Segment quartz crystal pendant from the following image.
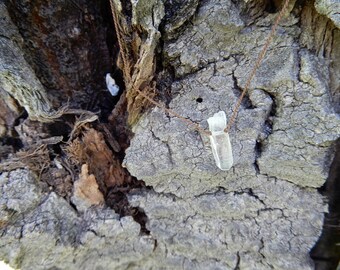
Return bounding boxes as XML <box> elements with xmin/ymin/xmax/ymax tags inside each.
<box><xmin>207</xmin><ymin>111</ymin><xmax>233</xmax><ymax>170</ymax></box>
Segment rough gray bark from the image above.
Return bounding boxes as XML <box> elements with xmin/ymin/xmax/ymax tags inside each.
<box><xmin>0</xmin><ymin>0</ymin><xmax>339</xmax><ymax>269</ymax></box>
<box><xmin>0</xmin><ymin>14</ymin><xmax>56</xmax><ymax>122</ymax></box>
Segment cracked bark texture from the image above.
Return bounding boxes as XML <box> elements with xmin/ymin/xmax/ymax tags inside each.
<box><xmin>123</xmin><ymin>0</ymin><xmax>339</xmax><ymax>268</ymax></box>
<box><xmin>0</xmin><ymin>0</ymin><xmax>339</xmax><ymax>270</ymax></box>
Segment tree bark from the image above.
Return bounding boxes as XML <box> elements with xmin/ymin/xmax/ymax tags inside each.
<box><xmin>0</xmin><ymin>0</ymin><xmax>339</xmax><ymax>269</ymax></box>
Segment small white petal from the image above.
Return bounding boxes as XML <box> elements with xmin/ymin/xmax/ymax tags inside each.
<box><xmin>106</xmin><ymin>73</ymin><xmax>120</xmax><ymax>96</ymax></box>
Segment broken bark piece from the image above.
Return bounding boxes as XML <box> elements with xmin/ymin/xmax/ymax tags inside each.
<box><xmin>109</xmin><ymin>0</ymin><xmax>165</xmax><ymax>125</ymax></box>
<box><xmin>42</xmin><ymin>166</ymin><xmax>73</xmax><ymax>199</ymax></box>
<box><xmin>65</xmin><ymin>128</ymin><xmax>131</xmax><ymax>190</ymax></box>
<box><xmin>82</xmin><ymin>128</ymin><xmax>129</xmax><ymax>188</ymax></box>
<box><xmin>0</xmin><ymin>88</ymin><xmax>21</xmax><ymax>137</ymax></box>
<box><xmin>97</xmin><ymin>123</ymin><xmax>121</xmax><ymax>153</ymax></box>
<box><xmin>72</xmin><ymin>164</ymin><xmax>104</xmax><ymax>211</ymax></box>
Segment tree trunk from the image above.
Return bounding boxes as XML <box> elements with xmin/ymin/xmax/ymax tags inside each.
<box><xmin>0</xmin><ymin>0</ymin><xmax>339</xmax><ymax>269</ymax></box>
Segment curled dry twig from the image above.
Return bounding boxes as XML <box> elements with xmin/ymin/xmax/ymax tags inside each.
<box><xmin>68</xmin><ymin>113</ymin><xmax>99</xmax><ymax>142</ymax></box>
<box><xmin>0</xmin><ymin>136</ymin><xmax>63</xmax><ymax>179</ymax></box>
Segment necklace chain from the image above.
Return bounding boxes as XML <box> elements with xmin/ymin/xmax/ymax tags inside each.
<box><xmin>224</xmin><ymin>0</ymin><xmax>290</xmax><ymax>133</ymax></box>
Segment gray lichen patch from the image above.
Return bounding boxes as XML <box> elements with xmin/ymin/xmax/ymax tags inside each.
<box><xmin>256</xmin><ymin>49</ymin><xmax>339</xmax><ymax>187</ymax></box>
<box><xmin>128</xmin><ymin>176</ymin><xmax>326</xmax><ymax>269</ymax></box>
<box><xmin>0</xmin><ymin>170</ymin><xmax>42</xmax><ymax>220</ymax></box>
<box><xmin>0</xmin><ymin>169</ymin><xmax>155</xmax><ymax>270</ymax></box>
<box><xmin>164</xmin><ymin>0</ymin><xmax>244</xmax><ymax>77</ymax></box>
<box><xmin>314</xmin><ymin>0</ymin><xmax>340</xmax><ymax>28</ymax></box>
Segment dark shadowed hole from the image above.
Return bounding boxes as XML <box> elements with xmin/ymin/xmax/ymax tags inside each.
<box><xmin>106</xmin><ymin>189</ymin><xmax>150</xmax><ymax>235</ymax></box>
<box><xmin>0</xmin><ymin>137</ymin><xmax>23</xmax><ymax>154</ymax></box>
<box><xmin>131</xmin><ymin>207</ymin><xmax>150</xmax><ymax>235</ymax></box>
<box><xmin>46</xmin><ymin>120</ymin><xmax>72</xmax><ymax>139</ymax></box>
<box><xmin>310</xmin><ymin>139</ymin><xmax>340</xmax><ymax>270</ymax></box>
<box><xmin>265</xmin><ymin>0</ymin><xmax>278</xmax><ymax>13</ymax></box>
<box><xmin>196</xmin><ymin>97</ymin><xmax>203</xmax><ymax>103</ymax></box>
